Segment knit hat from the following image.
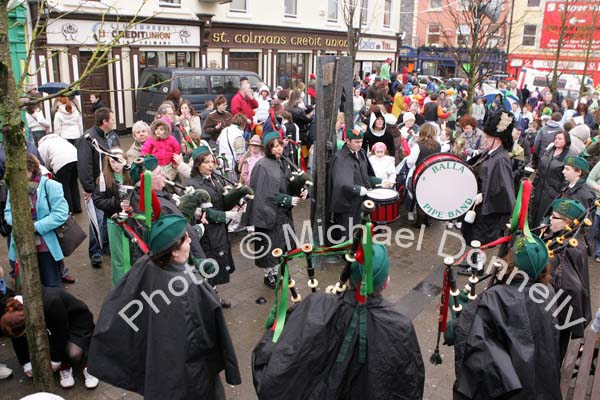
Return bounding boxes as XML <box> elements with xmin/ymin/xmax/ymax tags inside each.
<box><xmin>350</xmin><ymin>244</ymin><xmax>389</xmax><ymax>291</ymax></box>
<box><xmin>512</xmin><ymin>234</ymin><xmax>549</xmax><ymax>278</ymax></box>
<box><xmin>564</xmin><ymin>156</ymin><xmax>589</xmax><ymax>173</ymax></box>
<box><xmin>249</xmin><ymin>134</ymin><xmax>263</xmax><ymax>147</ymax></box>
<box><xmin>403</xmin><ymin>112</ymin><xmax>416</xmax><ymax>123</ymax></box>
<box><xmin>191</xmin><ymin>145</ymin><xmax>211</xmax><ymax>161</ymax></box>
<box><xmin>130</xmin><ymin>155</ymin><xmax>159</xmax><ymax>184</ymax></box>
<box><xmin>346</xmin><ymin>125</ymin><xmax>364</xmax><ymax>140</ymax></box>
<box><xmin>372</xmin><ymin>142</ymin><xmax>387</xmax><ymax>152</ymax></box>
<box><xmin>552</xmin><ymin>199</ymin><xmax>586</xmax><ymax>221</ymax></box>
<box><xmin>149</xmin><ymin>214</ymin><xmax>187</xmax><ymax>255</ymax></box>
<box><xmin>262</xmin><ymin>131</ymin><xmax>281</xmax><ymax>145</ymax></box>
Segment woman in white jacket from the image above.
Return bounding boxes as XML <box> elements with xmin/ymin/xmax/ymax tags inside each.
<box><xmin>53</xmin><ymin>96</ymin><xmax>83</xmax><ymax>147</ymax></box>
<box><xmin>216</xmin><ymin>113</ymin><xmax>247</xmax><ymax>180</ymax></box>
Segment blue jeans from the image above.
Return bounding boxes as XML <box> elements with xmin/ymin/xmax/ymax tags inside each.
<box><xmin>37</xmin><ymin>252</ymin><xmax>62</xmax><ymax>287</ymax></box>
<box><xmin>88</xmin><ymin>206</ymin><xmax>108</xmax><ymax>260</ymax></box>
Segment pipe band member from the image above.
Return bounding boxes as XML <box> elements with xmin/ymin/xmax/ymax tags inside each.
<box><xmin>252</xmin><ymin>244</ymin><xmax>425</xmax><ymax>400</ymax></box>
<box><xmin>88</xmin><ymin>214</ymin><xmax>241</xmax><ymax>400</ymax></box>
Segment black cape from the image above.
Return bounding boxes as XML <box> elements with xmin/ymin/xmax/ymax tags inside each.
<box><xmin>87</xmin><ymin>256</ymin><xmax>241</xmax><ymax>400</ymax></box>
<box><xmin>252</xmin><ymin>292</ymin><xmax>425</xmax><ymax>400</ymax></box>
<box><xmin>328</xmin><ymin>145</ymin><xmax>376</xmax><ymax>214</ymax></box>
<box><xmin>453</xmin><ymin>282</ymin><xmax>561</xmax><ymax>400</ymax></box>
<box><xmin>558</xmin><ymin>179</ymin><xmax>596</xmax><ymax>209</ymax></box>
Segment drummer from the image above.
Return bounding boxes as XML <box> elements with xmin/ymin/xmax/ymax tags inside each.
<box><xmin>328</xmin><ymin>126</ymin><xmax>393</xmax><ymax>242</ymax></box>
<box><xmin>459</xmin><ymin>110</ymin><xmax>516</xmax><ymax>275</ymax></box>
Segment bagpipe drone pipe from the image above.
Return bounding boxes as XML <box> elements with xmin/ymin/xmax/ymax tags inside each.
<box><xmin>280</xmin><ymin>152</ymin><xmax>314</xmax><ymax>198</ymax></box>
<box><xmin>264</xmin><ymin>200</ymin><xmax>377</xmax><ymax>343</ymax></box>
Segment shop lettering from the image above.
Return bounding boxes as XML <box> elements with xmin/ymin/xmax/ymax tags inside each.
<box><xmin>212</xmin><ymin>31</ymin><xmax>347</xmax><ymax>49</ymax></box>
<box><xmin>108</xmin><ymin>30</ymin><xmax>171</xmax><ymax>40</ymax></box>
<box><xmin>557</xmin><ymin>3</ymin><xmax>600</xmax><ymax>12</ymax></box>
<box><xmin>431</xmin><ymin>162</ymin><xmax>465</xmax><ymax>174</ymax></box>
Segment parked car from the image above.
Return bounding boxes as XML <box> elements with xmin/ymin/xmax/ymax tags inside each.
<box><xmin>136</xmin><ymin>68</ymin><xmax>264</xmax><ymax>123</ymax></box>
<box><xmin>417</xmin><ymin>75</ymin><xmax>444</xmax><ymax>90</ymax></box>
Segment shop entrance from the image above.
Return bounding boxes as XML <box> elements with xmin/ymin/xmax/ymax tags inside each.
<box><xmin>78</xmin><ymin>51</ymin><xmax>109</xmax><ymax>129</ymax></box>
<box><xmin>229</xmin><ymin>52</ymin><xmax>259</xmax><ymax>73</ymax></box>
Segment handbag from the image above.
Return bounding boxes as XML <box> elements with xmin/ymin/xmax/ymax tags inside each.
<box><xmin>44</xmin><ymin>180</ymin><xmax>86</xmax><ymax>257</ymax></box>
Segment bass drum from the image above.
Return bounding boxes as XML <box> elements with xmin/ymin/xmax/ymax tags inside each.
<box><xmin>412</xmin><ymin>153</ymin><xmax>477</xmax><ymax>221</ymax></box>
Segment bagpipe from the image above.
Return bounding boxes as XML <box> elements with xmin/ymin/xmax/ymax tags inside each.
<box><xmin>212</xmin><ymin>170</ymin><xmax>254</xmax><ymax>211</ymax></box>
<box><xmin>280</xmin><ymin>153</ymin><xmax>313</xmax><ymax>197</ymax></box>
<box><xmin>264</xmin><ymin>200</ymin><xmax>376</xmax><ymax>343</ymax></box>
<box><xmin>542</xmin><ymin>200</ymin><xmax>599</xmax><ymax>257</ymax></box>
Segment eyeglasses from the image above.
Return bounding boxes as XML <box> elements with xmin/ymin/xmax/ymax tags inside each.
<box><xmin>550</xmin><ymin>214</ymin><xmax>567</xmax><ymax>221</ymax></box>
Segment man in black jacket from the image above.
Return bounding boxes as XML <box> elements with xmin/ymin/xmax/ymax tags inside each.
<box><xmin>78</xmin><ymin>107</ymin><xmax>119</xmax><ymax>268</ymax></box>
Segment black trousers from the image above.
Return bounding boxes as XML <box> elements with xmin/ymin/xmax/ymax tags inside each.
<box><xmin>55</xmin><ymin>161</ymin><xmax>81</xmax><ymax>213</ymax></box>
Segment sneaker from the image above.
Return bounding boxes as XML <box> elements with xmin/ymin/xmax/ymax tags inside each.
<box><xmin>0</xmin><ymin>363</ymin><xmax>12</xmax><ymax>380</ymax></box>
<box><xmin>264</xmin><ymin>273</ymin><xmax>277</xmax><ymax>290</ymax></box>
<box><xmin>90</xmin><ymin>255</ymin><xmax>102</xmax><ymax>269</ymax></box>
<box><xmin>59</xmin><ymin>367</ymin><xmax>75</xmax><ymax>388</ymax></box>
<box><xmin>61</xmin><ymin>275</ymin><xmax>76</xmax><ymax>284</ymax></box>
<box><xmin>218</xmin><ymin>297</ymin><xmax>232</xmax><ymax>309</ymax></box>
<box><xmin>83</xmin><ymin>367</ymin><xmax>99</xmax><ymax>389</ymax></box>
<box><xmin>446</xmin><ymin>222</ymin><xmax>454</xmax><ymax>229</ymax></box>
<box><xmin>455</xmin><ymin>222</ymin><xmax>462</xmax><ymax>229</ymax></box>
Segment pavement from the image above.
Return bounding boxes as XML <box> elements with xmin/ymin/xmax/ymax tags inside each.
<box><xmin>0</xmin><ymin>136</ymin><xmax>599</xmax><ymax>399</ymax></box>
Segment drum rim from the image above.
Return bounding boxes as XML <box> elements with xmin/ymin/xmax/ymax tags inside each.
<box><xmin>412</xmin><ymin>153</ymin><xmax>465</xmax><ymax>186</ymax></box>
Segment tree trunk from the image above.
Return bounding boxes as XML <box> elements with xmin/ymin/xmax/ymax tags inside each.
<box><xmin>0</xmin><ymin>1</ymin><xmax>55</xmax><ymax>392</ymax></box>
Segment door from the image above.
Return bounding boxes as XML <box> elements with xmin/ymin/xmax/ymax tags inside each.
<box><xmin>229</xmin><ymin>52</ymin><xmax>259</xmax><ymax>73</ymax></box>
<box><xmin>78</xmin><ymin>51</ymin><xmax>110</xmax><ymax>129</ymax></box>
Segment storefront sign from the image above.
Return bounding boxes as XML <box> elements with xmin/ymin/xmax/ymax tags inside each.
<box><xmin>210</xmin><ymin>27</ymin><xmax>348</xmax><ymax>51</ymax></box>
<box><xmin>46</xmin><ymin>19</ymin><xmax>200</xmax><ymax>47</ymax></box>
<box><xmin>358</xmin><ymin>37</ymin><xmax>397</xmax><ymax>52</ymax></box>
<box><xmin>540</xmin><ymin>1</ymin><xmax>600</xmax><ymax>50</ymax></box>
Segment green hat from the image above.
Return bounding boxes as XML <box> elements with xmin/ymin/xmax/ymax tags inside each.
<box><xmin>262</xmin><ymin>131</ymin><xmax>281</xmax><ymax>145</ymax></box>
<box><xmin>542</xmin><ymin>107</ymin><xmax>552</xmax><ymax>116</ymax></box>
<box><xmin>350</xmin><ymin>244</ymin><xmax>389</xmax><ymax>291</ymax></box>
<box><xmin>551</xmin><ymin>199</ymin><xmax>586</xmax><ymax>221</ymax></box>
<box><xmin>513</xmin><ymin>234</ymin><xmax>549</xmax><ymax>278</ymax></box>
<box><xmin>191</xmin><ymin>145</ymin><xmax>211</xmax><ymax>161</ymax></box>
<box><xmin>564</xmin><ymin>156</ymin><xmax>589</xmax><ymax>173</ymax></box>
<box><xmin>130</xmin><ymin>155</ymin><xmax>159</xmax><ymax>184</ymax></box>
<box><xmin>149</xmin><ymin>215</ymin><xmax>187</xmax><ymax>255</ymax></box>
<box><xmin>346</xmin><ymin>126</ymin><xmax>364</xmax><ymax>140</ymax></box>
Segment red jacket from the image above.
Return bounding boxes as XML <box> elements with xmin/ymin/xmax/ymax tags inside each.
<box><xmin>231</xmin><ymin>91</ymin><xmax>258</xmax><ymax>122</ymax></box>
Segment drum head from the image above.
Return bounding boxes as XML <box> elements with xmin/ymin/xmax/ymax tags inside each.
<box><xmin>366</xmin><ymin>188</ymin><xmax>398</xmax><ymax>201</ymax></box>
<box><xmin>415</xmin><ymin>158</ymin><xmax>477</xmax><ymax>220</ymax></box>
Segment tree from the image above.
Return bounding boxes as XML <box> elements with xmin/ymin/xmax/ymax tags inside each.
<box><xmin>578</xmin><ymin>5</ymin><xmax>600</xmax><ymax>97</ymax></box>
<box><xmin>441</xmin><ymin>0</ymin><xmax>511</xmax><ymax>114</ymax></box>
<box><xmin>547</xmin><ymin>0</ymin><xmax>578</xmax><ymax>94</ymax></box>
<box><xmin>0</xmin><ymin>0</ymin><xmax>152</xmax><ymax>390</ymax></box>
<box><xmin>340</xmin><ymin>0</ymin><xmax>362</xmax><ymax>65</ymax></box>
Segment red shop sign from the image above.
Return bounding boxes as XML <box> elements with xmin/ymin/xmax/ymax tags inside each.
<box><xmin>540</xmin><ymin>1</ymin><xmax>600</xmax><ymax>50</ymax></box>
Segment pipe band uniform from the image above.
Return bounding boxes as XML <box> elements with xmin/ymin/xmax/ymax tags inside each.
<box><xmin>88</xmin><ymin>214</ymin><xmax>241</xmax><ymax>400</ymax></box>
<box><xmin>252</xmin><ymin>243</ymin><xmax>425</xmax><ymax>400</ymax></box>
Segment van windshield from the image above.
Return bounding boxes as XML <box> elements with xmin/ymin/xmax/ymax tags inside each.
<box><xmin>139</xmin><ymin>71</ymin><xmax>171</xmax><ymax>93</ymax></box>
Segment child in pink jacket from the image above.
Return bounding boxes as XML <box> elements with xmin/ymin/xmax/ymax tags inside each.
<box><xmin>141</xmin><ymin>117</ymin><xmax>180</xmax><ymax>179</ymax></box>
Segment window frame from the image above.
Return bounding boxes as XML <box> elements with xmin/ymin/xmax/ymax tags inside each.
<box><xmin>429</xmin><ymin>0</ymin><xmax>442</xmax><ymax>10</ymax></box>
<box><xmin>360</xmin><ymin>0</ymin><xmax>369</xmax><ymax>26</ymax></box>
<box><xmin>522</xmin><ymin>24</ymin><xmax>537</xmax><ymax>47</ymax></box>
<box><xmin>383</xmin><ymin>0</ymin><xmax>392</xmax><ymax>28</ymax></box>
<box><xmin>526</xmin><ymin>0</ymin><xmax>540</xmax><ymax>7</ymax></box>
<box><xmin>284</xmin><ymin>0</ymin><xmax>298</xmax><ymax>18</ymax></box>
<box><xmin>427</xmin><ymin>24</ymin><xmax>441</xmax><ymax>45</ymax></box>
<box><xmin>229</xmin><ymin>0</ymin><xmax>248</xmax><ymax>13</ymax></box>
<box><xmin>327</xmin><ymin>0</ymin><xmax>338</xmax><ymax>22</ymax></box>
<box><xmin>158</xmin><ymin>0</ymin><xmax>181</xmax><ymax>7</ymax></box>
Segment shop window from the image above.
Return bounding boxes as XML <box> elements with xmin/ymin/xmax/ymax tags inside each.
<box><xmin>429</xmin><ymin>0</ymin><xmax>442</xmax><ymax>9</ymax></box>
<box><xmin>457</xmin><ymin>24</ymin><xmax>470</xmax><ymax>46</ymax></box>
<box><xmin>383</xmin><ymin>0</ymin><xmax>391</xmax><ymax>28</ymax></box>
<box><xmin>427</xmin><ymin>24</ymin><xmax>441</xmax><ymax>45</ymax></box>
<box><xmin>230</xmin><ymin>0</ymin><xmax>247</xmax><ymax>13</ymax></box>
<box><xmin>49</xmin><ymin>50</ymin><xmax>61</xmax><ymax>83</ymax></box>
<box><xmin>522</xmin><ymin>25</ymin><xmax>537</xmax><ymax>46</ymax></box>
<box><xmin>177</xmin><ymin>76</ymin><xmax>209</xmax><ymax>95</ymax></box>
<box><xmin>360</xmin><ymin>0</ymin><xmax>369</xmax><ymax>26</ymax></box>
<box><xmin>139</xmin><ymin>51</ymin><xmax>195</xmax><ymax>72</ymax></box>
<box><xmin>159</xmin><ymin>0</ymin><xmax>181</xmax><ymax>6</ymax></box>
<box><xmin>210</xmin><ymin>75</ymin><xmax>239</xmax><ymax>95</ymax></box>
<box><xmin>284</xmin><ymin>0</ymin><xmax>298</xmax><ymax>17</ymax></box>
<box><xmin>527</xmin><ymin>0</ymin><xmax>540</xmax><ymax>7</ymax></box>
<box><xmin>277</xmin><ymin>53</ymin><xmax>309</xmax><ymax>89</ymax></box>
<box><xmin>328</xmin><ymin>0</ymin><xmax>338</xmax><ymax>22</ymax></box>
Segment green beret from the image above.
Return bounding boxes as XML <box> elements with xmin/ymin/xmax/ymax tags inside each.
<box><xmin>262</xmin><ymin>131</ymin><xmax>281</xmax><ymax>145</ymax></box>
<box><xmin>350</xmin><ymin>244</ymin><xmax>389</xmax><ymax>291</ymax></box>
<box><xmin>552</xmin><ymin>199</ymin><xmax>586</xmax><ymax>221</ymax></box>
<box><xmin>346</xmin><ymin>126</ymin><xmax>364</xmax><ymax>140</ymax></box>
<box><xmin>513</xmin><ymin>234</ymin><xmax>549</xmax><ymax>278</ymax></box>
<box><xmin>191</xmin><ymin>145</ymin><xmax>211</xmax><ymax>161</ymax></box>
<box><xmin>130</xmin><ymin>155</ymin><xmax>159</xmax><ymax>184</ymax></box>
<box><xmin>542</xmin><ymin>107</ymin><xmax>553</xmax><ymax>116</ymax></box>
<box><xmin>149</xmin><ymin>214</ymin><xmax>187</xmax><ymax>255</ymax></box>
<box><xmin>564</xmin><ymin>156</ymin><xmax>589</xmax><ymax>173</ymax></box>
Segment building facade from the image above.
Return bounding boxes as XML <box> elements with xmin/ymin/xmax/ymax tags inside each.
<box><xmin>507</xmin><ymin>0</ymin><xmax>600</xmax><ymax>91</ymax></box>
<box><xmin>28</xmin><ymin>0</ymin><xmax>401</xmax><ymax>130</ymax></box>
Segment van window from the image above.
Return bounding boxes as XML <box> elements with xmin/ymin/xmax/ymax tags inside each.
<box><xmin>139</xmin><ymin>71</ymin><xmax>171</xmax><ymax>93</ymax></box>
<box><xmin>211</xmin><ymin>75</ymin><xmax>239</xmax><ymax>95</ymax></box>
<box><xmin>247</xmin><ymin>75</ymin><xmax>262</xmax><ymax>91</ymax></box>
<box><xmin>177</xmin><ymin>75</ymin><xmax>209</xmax><ymax>95</ymax></box>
